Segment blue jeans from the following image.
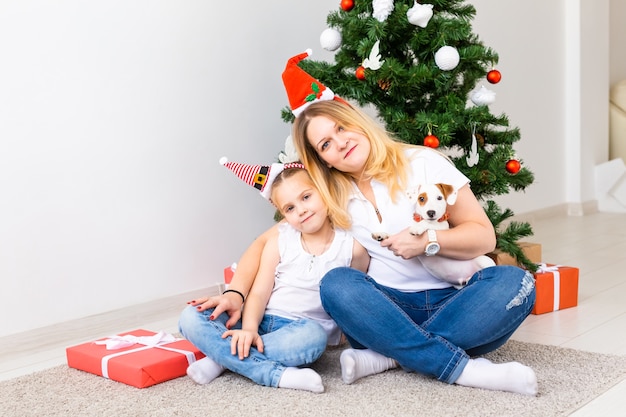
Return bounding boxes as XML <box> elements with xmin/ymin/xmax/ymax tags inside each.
<box><xmin>178</xmin><ymin>305</ymin><xmax>327</xmax><ymax>387</ymax></box>
<box><xmin>319</xmin><ymin>265</ymin><xmax>535</xmax><ymax>384</ymax></box>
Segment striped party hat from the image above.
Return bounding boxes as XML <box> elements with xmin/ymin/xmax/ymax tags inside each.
<box><xmin>219</xmin><ymin>157</ymin><xmax>304</xmax><ymax>200</ymax></box>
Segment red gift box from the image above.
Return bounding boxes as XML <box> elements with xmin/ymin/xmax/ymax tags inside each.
<box><xmin>66</xmin><ymin>329</ymin><xmax>204</xmax><ymax>388</ymax></box>
<box><xmin>531</xmin><ymin>264</ymin><xmax>579</xmax><ymax>315</ymax></box>
<box><xmin>224</xmin><ymin>262</ymin><xmax>237</xmax><ymax>285</ymax></box>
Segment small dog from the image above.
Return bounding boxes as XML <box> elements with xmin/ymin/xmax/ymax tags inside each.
<box><xmin>407</xmin><ymin>183</ymin><xmax>455</xmax><ymax>236</ymax></box>
<box><xmin>373</xmin><ymin>183</ymin><xmax>495</xmax><ymax>286</ymax></box>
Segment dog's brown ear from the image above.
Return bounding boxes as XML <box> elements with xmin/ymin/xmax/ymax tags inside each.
<box><xmin>437</xmin><ymin>183</ymin><xmax>458</xmax><ymax>205</ymax></box>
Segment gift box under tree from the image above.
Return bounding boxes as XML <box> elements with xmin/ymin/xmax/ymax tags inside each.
<box><xmin>488</xmin><ymin>241</ymin><xmax>542</xmax><ymax>269</ymax></box>
<box><xmin>531</xmin><ymin>264</ymin><xmax>579</xmax><ymax>315</ymax></box>
<box><xmin>66</xmin><ymin>329</ymin><xmax>204</xmax><ymax>388</ymax></box>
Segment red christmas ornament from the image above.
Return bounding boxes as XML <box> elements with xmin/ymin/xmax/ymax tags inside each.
<box><xmin>423</xmin><ymin>134</ymin><xmax>440</xmax><ymax>148</ymax></box>
<box><xmin>340</xmin><ymin>0</ymin><xmax>355</xmax><ymax>12</ymax></box>
<box><xmin>487</xmin><ymin>69</ymin><xmax>502</xmax><ymax>84</ymax></box>
<box><xmin>505</xmin><ymin>159</ymin><xmax>521</xmax><ymax>174</ymax></box>
<box><xmin>355</xmin><ymin>65</ymin><xmax>366</xmax><ymax>80</ymax></box>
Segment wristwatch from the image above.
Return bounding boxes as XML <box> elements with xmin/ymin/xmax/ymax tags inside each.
<box><xmin>424</xmin><ymin>229</ymin><xmax>440</xmax><ymax>256</ymax></box>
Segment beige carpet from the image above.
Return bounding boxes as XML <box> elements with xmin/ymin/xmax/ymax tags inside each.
<box><xmin>2</xmin><ymin>340</ymin><xmax>625</xmax><ymax>417</ymax></box>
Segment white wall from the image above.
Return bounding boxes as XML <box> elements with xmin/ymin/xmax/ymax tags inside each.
<box><xmin>0</xmin><ymin>0</ymin><xmax>339</xmax><ymax>337</ymax></box>
<box><xmin>472</xmin><ymin>0</ymin><xmax>610</xmax><ymax>214</ymax></box>
<box><xmin>0</xmin><ymin>0</ymin><xmax>613</xmax><ymax>337</ymax></box>
<box><xmin>471</xmin><ymin>0</ymin><xmax>568</xmax><ymax>213</ymax></box>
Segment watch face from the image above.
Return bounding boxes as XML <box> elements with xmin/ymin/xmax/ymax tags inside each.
<box><xmin>425</xmin><ymin>242</ymin><xmax>440</xmax><ymax>256</ymax></box>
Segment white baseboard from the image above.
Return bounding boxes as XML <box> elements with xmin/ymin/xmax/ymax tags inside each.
<box><xmin>0</xmin><ymin>285</ymin><xmax>221</xmax><ymax>369</ymax></box>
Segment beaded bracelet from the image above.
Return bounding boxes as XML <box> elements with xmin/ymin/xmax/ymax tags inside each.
<box><xmin>223</xmin><ymin>289</ymin><xmax>245</xmax><ymax>303</ymax></box>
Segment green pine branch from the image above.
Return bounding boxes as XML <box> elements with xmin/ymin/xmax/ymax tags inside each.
<box><xmin>281</xmin><ymin>0</ymin><xmax>536</xmax><ymax>260</ymax></box>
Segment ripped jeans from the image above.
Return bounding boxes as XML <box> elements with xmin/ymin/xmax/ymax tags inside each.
<box><xmin>320</xmin><ymin>265</ymin><xmax>535</xmax><ymax>384</ymax></box>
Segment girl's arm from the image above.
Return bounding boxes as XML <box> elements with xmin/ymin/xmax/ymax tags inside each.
<box><xmin>222</xmin><ymin>234</ymin><xmax>280</xmax><ymax>359</ymax></box>
<box><xmin>190</xmin><ymin>222</ymin><xmax>281</xmax><ymax>329</ymax></box>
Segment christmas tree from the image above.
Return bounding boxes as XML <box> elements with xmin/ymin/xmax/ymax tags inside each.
<box><xmin>281</xmin><ymin>0</ymin><xmax>536</xmax><ymax>271</ymax></box>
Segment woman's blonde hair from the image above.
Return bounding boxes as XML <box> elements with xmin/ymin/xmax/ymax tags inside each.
<box><xmin>292</xmin><ymin>100</ymin><xmax>413</xmax><ymax>229</ymax></box>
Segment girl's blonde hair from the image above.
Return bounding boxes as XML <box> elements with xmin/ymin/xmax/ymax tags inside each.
<box><xmin>292</xmin><ymin>100</ymin><xmax>415</xmax><ymax>229</ymax></box>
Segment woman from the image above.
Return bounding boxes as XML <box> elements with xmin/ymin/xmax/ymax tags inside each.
<box><xmin>289</xmin><ymin>99</ymin><xmax>537</xmax><ymax>395</ymax></box>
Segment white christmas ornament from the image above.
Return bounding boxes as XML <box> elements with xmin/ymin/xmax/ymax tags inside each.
<box><xmin>434</xmin><ymin>46</ymin><xmax>460</xmax><ymax>71</ymax></box>
<box><xmin>466</xmin><ymin>128</ymin><xmax>479</xmax><ymax>167</ymax></box>
<box><xmin>407</xmin><ymin>2</ymin><xmax>434</xmax><ymax>28</ymax></box>
<box><xmin>320</xmin><ymin>28</ymin><xmax>342</xmax><ymax>52</ymax></box>
<box><xmin>471</xmin><ymin>85</ymin><xmax>496</xmax><ymax>106</ymax></box>
<box><xmin>278</xmin><ymin>135</ymin><xmax>299</xmax><ymax>163</ymax></box>
<box><xmin>363</xmin><ymin>40</ymin><xmax>384</xmax><ymax>70</ymax></box>
<box><xmin>373</xmin><ymin>0</ymin><xmax>394</xmax><ymax>22</ymax></box>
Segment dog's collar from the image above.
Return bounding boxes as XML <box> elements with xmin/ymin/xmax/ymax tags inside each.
<box><xmin>413</xmin><ymin>212</ymin><xmax>449</xmax><ymax>223</ymax></box>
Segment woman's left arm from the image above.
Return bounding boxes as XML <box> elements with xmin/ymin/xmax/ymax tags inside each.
<box><xmin>437</xmin><ymin>184</ymin><xmax>496</xmax><ymax>259</ymax></box>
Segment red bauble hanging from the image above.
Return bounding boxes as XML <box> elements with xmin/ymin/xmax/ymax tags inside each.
<box><xmin>505</xmin><ymin>159</ymin><xmax>521</xmax><ymax>174</ymax></box>
<box><xmin>355</xmin><ymin>66</ymin><xmax>366</xmax><ymax>80</ymax></box>
<box><xmin>340</xmin><ymin>0</ymin><xmax>355</xmax><ymax>12</ymax></box>
<box><xmin>423</xmin><ymin>134</ymin><xmax>440</xmax><ymax>148</ymax></box>
<box><xmin>487</xmin><ymin>69</ymin><xmax>502</xmax><ymax>84</ymax></box>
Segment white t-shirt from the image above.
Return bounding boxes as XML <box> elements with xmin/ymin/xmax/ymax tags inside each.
<box><xmin>264</xmin><ymin>222</ymin><xmax>354</xmax><ymax>345</ymax></box>
<box><xmin>347</xmin><ymin>147</ymin><xmax>469</xmax><ymax>291</ymax></box>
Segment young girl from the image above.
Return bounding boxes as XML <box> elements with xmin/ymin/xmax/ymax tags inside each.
<box><xmin>179</xmin><ymin>166</ymin><xmax>369</xmax><ymax>393</ymax></box>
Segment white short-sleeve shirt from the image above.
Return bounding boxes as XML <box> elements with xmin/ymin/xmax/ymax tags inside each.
<box><xmin>347</xmin><ymin>147</ymin><xmax>469</xmax><ymax>291</ymax></box>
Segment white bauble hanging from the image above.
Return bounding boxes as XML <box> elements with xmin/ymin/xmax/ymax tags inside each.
<box><xmin>471</xmin><ymin>85</ymin><xmax>496</xmax><ymax>106</ymax></box>
<box><xmin>407</xmin><ymin>2</ymin><xmax>434</xmax><ymax>28</ymax></box>
<box><xmin>320</xmin><ymin>28</ymin><xmax>342</xmax><ymax>52</ymax></box>
<box><xmin>434</xmin><ymin>46</ymin><xmax>460</xmax><ymax>71</ymax></box>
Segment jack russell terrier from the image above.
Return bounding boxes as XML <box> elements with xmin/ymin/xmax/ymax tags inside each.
<box><xmin>373</xmin><ymin>183</ymin><xmax>495</xmax><ymax>286</ymax></box>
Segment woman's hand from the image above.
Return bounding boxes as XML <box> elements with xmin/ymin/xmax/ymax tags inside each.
<box><xmin>381</xmin><ymin>185</ymin><xmax>496</xmax><ymax>260</ymax></box>
<box><xmin>187</xmin><ymin>292</ymin><xmax>244</xmax><ymax>329</ymax></box>
<box><xmin>380</xmin><ymin>228</ymin><xmax>425</xmax><ymax>259</ymax></box>
<box><xmin>222</xmin><ymin>328</ymin><xmax>264</xmax><ymax>359</ymax></box>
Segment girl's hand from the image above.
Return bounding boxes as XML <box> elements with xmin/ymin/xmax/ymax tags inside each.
<box><xmin>187</xmin><ymin>293</ymin><xmax>243</xmax><ymax>329</ymax></box>
<box><xmin>222</xmin><ymin>329</ymin><xmax>264</xmax><ymax>360</ymax></box>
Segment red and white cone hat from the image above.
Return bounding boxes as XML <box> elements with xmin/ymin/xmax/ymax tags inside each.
<box><xmin>282</xmin><ymin>49</ymin><xmax>345</xmax><ymax>116</ymax></box>
<box><xmin>219</xmin><ymin>157</ymin><xmax>304</xmax><ymax>200</ymax></box>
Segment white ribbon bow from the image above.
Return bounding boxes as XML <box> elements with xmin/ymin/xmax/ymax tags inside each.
<box><xmin>95</xmin><ymin>330</ymin><xmax>177</xmax><ymax>350</ymax></box>
<box><xmin>95</xmin><ymin>331</ymin><xmax>196</xmax><ymax>379</ymax></box>
<box><xmin>536</xmin><ymin>263</ymin><xmax>562</xmax><ymax>311</ymax></box>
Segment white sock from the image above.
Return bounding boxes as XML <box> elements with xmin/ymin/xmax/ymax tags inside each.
<box><xmin>278</xmin><ymin>367</ymin><xmax>324</xmax><ymax>393</ymax></box>
<box><xmin>186</xmin><ymin>357</ymin><xmax>225</xmax><ymax>385</ymax></box>
<box><xmin>455</xmin><ymin>357</ymin><xmax>538</xmax><ymax>396</ymax></box>
<box><xmin>340</xmin><ymin>348</ymin><xmax>398</xmax><ymax>384</ymax></box>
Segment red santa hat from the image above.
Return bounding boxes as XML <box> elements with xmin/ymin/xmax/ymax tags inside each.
<box><xmin>219</xmin><ymin>157</ymin><xmax>305</xmax><ymax>200</ymax></box>
<box><xmin>282</xmin><ymin>49</ymin><xmax>346</xmax><ymax>116</ymax></box>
